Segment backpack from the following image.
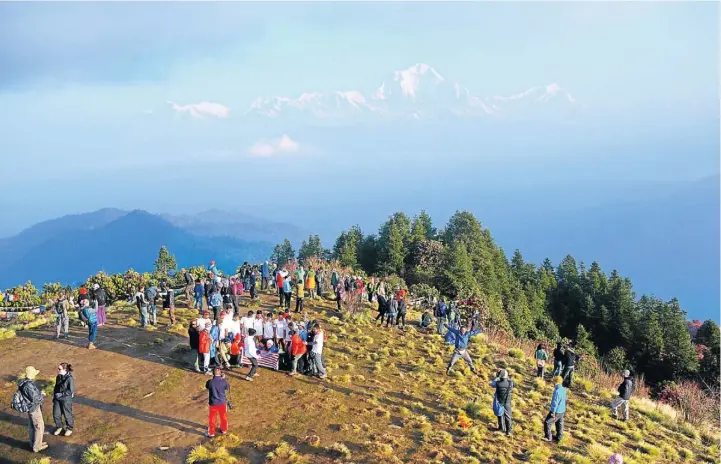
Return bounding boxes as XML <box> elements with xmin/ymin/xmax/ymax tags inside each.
<box><xmin>79</xmin><ymin>307</ymin><xmax>89</xmax><ymax>324</ymax></box>
<box><xmin>145</xmin><ymin>287</ymin><xmax>157</xmax><ymax>302</ymax></box>
<box><xmin>55</xmin><ymin>301</ymin><xmax>64</xmax><ymax>315</ymax></box>
<box><xmin>11</xmin><ymin>382</ymin><xmax>32</xmax><ymax>413</ymax></box>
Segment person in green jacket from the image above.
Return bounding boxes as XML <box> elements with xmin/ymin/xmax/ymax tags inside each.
<box><xmin>535</xmin><ymin>343</ymin><xmax>549</xmax><ymax>378</ymax></box>
<box><xmin>330</xmin><ymin>269</ymin><xmax>339</xmax><ymax>288</ymax></box>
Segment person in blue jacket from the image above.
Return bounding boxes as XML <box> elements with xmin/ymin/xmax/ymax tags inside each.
<box><xmin>445</xmin><ymin>323</ymin><xmax>483</xmax><ymax>375</ymax></box>
<box><xmin>80</xmin><ymin>299</ymin><xmax>98</xmax><ymax>350</ymax></box>
<box><xmin>543</xmin><ymin>376</ymin><xmax>568</xmax><ymax>442</ymax></box>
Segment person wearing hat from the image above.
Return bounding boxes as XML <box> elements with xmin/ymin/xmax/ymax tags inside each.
<box><xmin>543</xmin><ymin>376</ymin><xmax>567</xmax><ymax>442</ymax></box>
<box><xmin>490</xmin><ymin>369</ymin><xmax>514</xmax><ymax>436</ymax></box>
<box><xmin>18</xmin><ymin>366</ymin><xmax>48</xmax><ymax>452</ymax></box>
<box><xmin>610</xmin><ymin>370</ymin><xmax>635</xmax><ymax>421</ymax></box>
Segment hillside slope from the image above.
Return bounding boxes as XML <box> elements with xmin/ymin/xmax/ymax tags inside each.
<box><xmin>0</xmin><ymin>211</ymin><xmax>272</xmax><ymax>286</ymax></box>
<box><xmin>0</xmin><ymin>293</ymin><xmax>716</xmax><ymax>464</ymax></box>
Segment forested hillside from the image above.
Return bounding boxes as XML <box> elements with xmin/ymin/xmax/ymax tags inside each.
<box><xmin>283</xmin><ymin>210</ymin><xmax>718</xmax><ymax>393</ymax></box>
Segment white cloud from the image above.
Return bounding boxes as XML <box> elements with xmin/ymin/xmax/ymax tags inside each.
<box><xmin>248</xmin><ymin>134</ymin><xmax>300</xmax><ymax>157</ymax></box>
<box><xmin>166</xmin><ymin>100</ymin><xmax>230</xmax><ymax>119</ymax></box>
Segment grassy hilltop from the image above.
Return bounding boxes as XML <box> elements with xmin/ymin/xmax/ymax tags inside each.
<box><xmin>0</xmin><ymin>293</ymin><xmax>718</xmax><ymax>464</ymax></box>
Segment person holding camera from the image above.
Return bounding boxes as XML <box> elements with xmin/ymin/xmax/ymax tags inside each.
<box><xmin>205</xmin><ymin>367</ymin><xmax>230</xmax><ymax>438</ymax></box>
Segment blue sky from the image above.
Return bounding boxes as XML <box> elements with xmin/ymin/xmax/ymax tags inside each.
<box><xmin>0</xmin><ymin>1</ymin><xmax>718</xmax><ymax>233</ymax></box>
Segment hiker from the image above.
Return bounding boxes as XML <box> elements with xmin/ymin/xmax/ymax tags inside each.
<box><xmin>209</xmin><ymin>287</ymin><xmax>222</xmax><ymax>322</ymax></box>
<box><xmin>193</xmin><ymin>279</ymin><xmax>204</xmax><ymax>311</ymax></box>
<box><xmin>145</xmin><ymin>284</ymin><xmax>159</xmax><ymax>326</ymax></box>
<box><xmin>188</xmin><ymin>322</ymin><xmax>201</xmax><ymax>372</ymax></box>
<box><xmin>396</xmin><ymin>295</ymin><xmax>408</xmax><ymax>329</ymax></box>
<box><xmin>52</xmin><ymin>362</ymin><xmax>75</xmax><ymax>437</ymax></box>
<box><xmin>610</xmin><ymin>370</ymin><xmax>634</xmax><ymax>422</ymax></box>
<box><xmin>310</xmin><ymin>323</ymin><xmax>327</xmax><ymax>379</ymax></box>
<box><xmin>244</xmin><ymin>328</ymin><xmax>259</xmax><ymax>381</ymax></box>
<box><xmin>491</xmin><ymin>369</ymin><xmax>513</xmax><ymax>436</ymax></box>
<box><xmin>240</xmin><ymin>310</ymin><xmax>255</xmax><ymax>338</ymax></box>
<box><xmin>199</xmin><ymin>321</ymin><xmax>212</xmax><ymax>375</ymax></box>
<box><xmin>561</xmin><ymin>344</ymin><xmax>581</xmax><ymax>387</ymax></box>
<box><xmin>54</xmin><ymin>297</ymin><xmax>69</xmax><ymax>339</ymax></box>
<box><xmin>385</xmin><ymin>297</ymin><xmax>398</xmax><ymax>328</ymax></box>
<box><xmin>205</xmin><ymin>367</ymin><xmax>230</xmax><ymax>438</ymax></box>
<box><xmin>295</xmin><ymin>277</ymin><xmax>305</xmax><ymax>312</ymax></box>
<box><xmin>543</xmin><ymin>376</ymin><xmax>567</xmax><ymax>442</ymax></box>
<box><xmin>92</xmin><ymin>283</ymin><xmax>108</xmax><ymax>327</ymax></box>
<box><xmin>249</xmin><ymin>268</ymin><xmax>257</xmax><ymax>300</ymax></box>
<box><xmin>183</xmin><ymin>269</ymin><xmax>194</xmax><ymax>308</ymax></box>
<box><xmin>288</xmin><ymin>329</ymin><xmax>307</xmax><ymax>376</ymax></box>
<box><xmin>261</xmin><ymin>260</ymin><xmax>270</xmax><ymax>291</ymax></box>
<box><xmin>445</xmin><ymin>323</ymin><xmax>483</xmax><ymax>375</ymax></box>
<box><xmin>230</xmin><ymin>278</ymin><xmax>241</xmax><ymax>316</ymax></box>
<box><xmin>163</xmin><ymin>284</ymin><xmax>176</xmax><ymax>326</ymax></box>
<box><xmin>535</xmin><ymin>343</ymin><xmax>548</xmax><ymax>378</ymax></box>
<box><xmin>13</xmin><ymin>366</ymin><xmax>47</xmax><ymax>452</ymax></box>
<box><xmin>80</xmin><ymin>298</ymin><xmax>98</xmax><ymax>349</ymax></box>
<box><xmin>334</xmin><ymin>279</ymin><xmax>343</xmax><ymax>311</ymax></box>
<box><xmin>262</xmin><ymin>312</ymin><xmax>276</xmax><ymax>345</ymax></box>
<box><xmin>435</xmin><ymin>299</ymin><xmax>448</xmax><ymax>335</ymax></box>
<box><xmin>253</xmin><ymin>311</ymin><xmax>264</xmax><ymax>344</ymax></box>
<box><xmin>552</xmin><ymin>342</ymin><xmax>564</xmax><ymax>377</ymax></box>
<box><xmin>275</xmin><ymin>312</ymin><xmax>288</xmax><ymax>352</ymax></box>
<box><xmin>135</xmin><ymin>286</ymin><xmax>149</xmax><ymax>327</ymax></box>
<box><xmin>315</xmin><ymin>268</ymin><xmax>324</xmax><ymax>298</ymax></box>
<box><xmin>375</xmin><ymin>293</ymin><xmax>388</xmax><ymax>324</ymax></box>
<box><xmin>208</xmin><ymin>260</ymin><xmax>221</xmax><ymax>279</ymax></box>
<box><xmin>420</xmin><ymin>310</ymin><xmax>433</xmax><ymax>329</ymax></box>
<box><xmin>276</xmin><ymin>268</ymin><xmax>285</xmax><ymax>307</ymax></box>
<box><xmin>330</xmin><ymin>268</ymin><xmax>339</xmax><ymax>290</ymax></box>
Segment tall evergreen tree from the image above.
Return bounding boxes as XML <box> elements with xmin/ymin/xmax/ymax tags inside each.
<box><xmin>272</xmin><ymin>239</ymin><xmax>296</xmax><ymax>266</ymax></box>
<box><xmin>153</xmin><ymin>246</ymin><xmax>177</xmax><ymax>277</ymax></box>
<box><xmin>298</xmin><ymin>234</ymin><xmax>324</xmax><ymax>262</ymax></box>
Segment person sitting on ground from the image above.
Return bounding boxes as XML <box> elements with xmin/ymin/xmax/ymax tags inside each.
<box><xmin>543</xmin><ymin>376</ymin><xmax>567</xmax><ymax>442</ymax></box>
<box><xmin>610</xmin><ymin>370</ymin><xmax>635</xmax><ymax>422</ymax></box>
<box><xmin>420</xmin><ymin>310</ymin><xmax>433</xmax><ymax>329</ymax></box>
<box><xmin>491</xmin><ymin>369</ymin><xmax>514</xmax><ymax>437</ymax></box>
<box><xmin>445</xmin><ymin>322</ymin><xmax>483</xmax><ymax>375</ymax></box>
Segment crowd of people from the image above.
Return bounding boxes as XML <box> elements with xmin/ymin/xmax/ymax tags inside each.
<box><xmin>10</xmin><ymin>258</ymin><xmax>636</xmax><ymax>462</ymax></box>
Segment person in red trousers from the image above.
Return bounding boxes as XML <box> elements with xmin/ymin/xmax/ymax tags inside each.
<box><xmin>205</xmin><ymin>367</ymin><xmax>230</xmax><ymax>437</ymax></box>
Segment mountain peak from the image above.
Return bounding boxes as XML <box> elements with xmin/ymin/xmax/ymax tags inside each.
<box><xmin>247</xmin><ymin>63</ymin><xmax>580</xmax><ymax>122</ymax></box>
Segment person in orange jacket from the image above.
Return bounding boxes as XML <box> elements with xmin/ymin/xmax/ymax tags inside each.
<box><xmin>288</xmin><ymin>330</ymin><xmax>307</xmax><ymax>376</ymax></box>
<box><xmin>199</xmin><ymin>322</ymin><xmax>212</xmax><ymax>375</ymax></box>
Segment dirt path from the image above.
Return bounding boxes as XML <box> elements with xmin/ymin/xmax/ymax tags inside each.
<box><xmin>0</xmin><ymin>294</ymin><xmax>354</xmax><ymax>464</ymax></box>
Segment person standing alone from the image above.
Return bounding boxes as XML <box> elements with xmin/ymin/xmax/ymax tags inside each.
<box><xmin>52</xmin><ymin>363</ymin><xmax>75</xmax><ymax>437</ymax></box>
<box><xmin>610</xmin><ymin>370</ymin><xmax>634</xmax><ymax>422</ymax></box>
<box><xmin>205</xmin><ymin>367</ymin><xmax>230</xmax><ymax>437</ymax></box>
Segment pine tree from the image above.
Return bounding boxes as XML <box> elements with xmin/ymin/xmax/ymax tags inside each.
<box><xmin>153</xmin><ymin>246</ymin><xmax>177</xmax><ymax>277</ymax></box>
<box><xmin>332</xmin><ymin>226</ymin><xmax>363</xmax><ymax>269</ymax></box>
<box><xmin>659</xmin><ymin>298</ymin><xmax>699</xmax><ymax>379</ymax></box>
<box><xmin>298</xmin><ymin>234</ymin><xmax>324</xmax><ymax>262</ymax></box>
<box><xmin>438</xmin><ymin>241</ymin><xmax>477</xmax><ymax>298</ymax></box>
<box><xmin>272</xmin><ymin>239</ymin><xmax>296</xmax><ymax>266</ymax></box>
<box><xmin>695</xmin><ymin>320</ymin><xmax>720</xmax><ymax>388</ymax></box>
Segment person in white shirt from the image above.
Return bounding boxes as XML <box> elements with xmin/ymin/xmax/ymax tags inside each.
<box><xmin>240</xmin><ymin>311</ymin><xmax>254</xmax><ymax>338</ymax></box>
<box><xmin>244</xmin><ymin>329</ymin><xmax>258</xmax><ymax>381</ymax></box>
<box><xmin>252</xmin><ymin>311</ymin><xmax>263</xmax><ymax>344</ymax></box>
<box><xmin>231</xmin><ymin>313</ymin><xmax>242</xmax><ymax>339</ymax></box>
<box><xmin>275</xmin><ymin>314</ymin><xmax>288</xmax><ymax>352</ymax></box>
<box><xmin>311</xmin><ymin>324</ymin><xmax>327</xmax><ymax>379</ymax></box>
<box><xmin>196</xmin><ymin>310</ymin><xmax>211</xmax><ymax>331</ymax></box>
<box><xmin>220</xmin><ymin>306</ymin><xmax>234</xmax><ymax>338</ymax></box>
<box><xmin>262</xmin><ymin>313</ymin><xmax>275</xmax><ymax>342</ymax></box>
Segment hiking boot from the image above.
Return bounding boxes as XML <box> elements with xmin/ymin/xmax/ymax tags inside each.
<box><xmin>63</xmin><ymin>430</ymin><xmax>73</xmax><ymax>437</ymax></box>
<box><xmin>53</xmin><ymin>428</ymin><xmax>63</xmax><ymax>436</ymax></box>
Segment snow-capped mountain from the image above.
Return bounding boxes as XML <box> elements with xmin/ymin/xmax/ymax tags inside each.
<box><xmin>247</xmin><ymin>63</ymin><xmax>580</xmax><ymax>123</ymax></box>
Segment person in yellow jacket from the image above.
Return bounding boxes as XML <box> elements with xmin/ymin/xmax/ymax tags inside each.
<box><xmin>306</xmin><ymin>269</ymin><xmax>316</xmax><ymax>300</ymax></box>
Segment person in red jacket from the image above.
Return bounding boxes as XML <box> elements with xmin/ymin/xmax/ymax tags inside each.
<box><xmin>199</xmin><ymin>322</ymin><xmax>212</xmax><ymax>375</ymax></box>
<box><xmin>229</xmin><ymin>333</ymin><xmax>242</xmax><ymax>367</ymax></box>
<box><xmin>288</xmin><ymin>330</ymin><xmax>307</xmax><ymax>376</ymax></box>
<box><xmin>276</xmin><ymin>271</ymin><xmax>285</xmax><ymax>308</ymax></box>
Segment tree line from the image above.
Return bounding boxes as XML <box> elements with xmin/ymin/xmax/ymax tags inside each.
<box><xmin>275</xmin><ymin>210</ymin><xmax>719</xmax><ymax>392</ymax></box>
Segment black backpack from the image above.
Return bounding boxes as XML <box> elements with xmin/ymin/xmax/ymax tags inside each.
<box><xmin>11</xmin><ymin>381</ymin><xmax>32</xmax><ymax>413</ymax></box>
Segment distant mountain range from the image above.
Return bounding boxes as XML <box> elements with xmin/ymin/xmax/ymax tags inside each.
<box><xmin>0</xmin><ymin>209</ymin><xmax>301</xmax><ymax>287</ymax></box>
<box><xmin>246</xmin><ymin>63</ymin><xmax>580</xmax><ymax>124</ymax></box>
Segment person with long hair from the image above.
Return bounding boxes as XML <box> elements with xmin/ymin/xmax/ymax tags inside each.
<box><xmin>52</xmin><ymin>363</ymin><xmax>75</xmax><ymax>436</ymax></box>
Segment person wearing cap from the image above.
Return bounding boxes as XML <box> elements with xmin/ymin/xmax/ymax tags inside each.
<box><xmin>490</xmin><ymin>369</ymin><xmax>514</xmax><ymax>436</ymax></box>
<box><xmin>18</xmin><ymin>366</ymin><xmax>47</xmax><ymax>452</ymax></box>
<box><xmin>205</xmin><ymin>367</ymin><xmax>230</xmax><ymax>437</ymax></box>
<box><xmin>610</xmin><ymin>370</ymin><xmax>634</xmax><ymax>421</ymax></box>
<box><xmin>543</xmin><ymin>376</ymin><xmax>567</xmax><ymax>442</ymax></box>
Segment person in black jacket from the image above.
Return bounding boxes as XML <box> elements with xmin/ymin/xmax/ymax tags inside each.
<box><xmin>188</xmin><ymin>323</ymin><xmax>201</xmax><ymax>372</ymax></box>
<box><xmin>610</xmin><ymin>370</ymin><xmax>634</xmax><ymax>421</ymax></box>
<box><xmin>92</xmin><ymin>284</ymin><xmax>108</xmax><ymax>327</ymax></box>
<box><xmin>52</xmin><ymin>363</ymin><xmax>75</xmax><ymax>436</ymax></box>
<box><xmin>395</xmin><ymin>297</ymin><xmax>408</xmax><ymax>330</ymax></box>
<box><xmin>561</xmin><ymin>345</ymin><xmax>581</xmax><ymax>387</ymax></box>
<box><xmin>163</xmin><ymin>284</ymin><xmax>176</xmax><ymax>326</ymax></box>
<box><xmin>552</xmin><ymin>342</ymin><xmax>564</xmax><ymax>377</ymax></box>
<box><xmin>375</xmin><ymin>294</ymin><xmax>387</xmax><ymax>324</ymax></box>
<box><xmin>491</xmin><ymin>369</ymin><xmax>514</xmax><ymax>436</ymax></box>
<box><xmin>18</xmin><ymin>366</ymin><xmax>47</xmax><ymax>452</ymax></box>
